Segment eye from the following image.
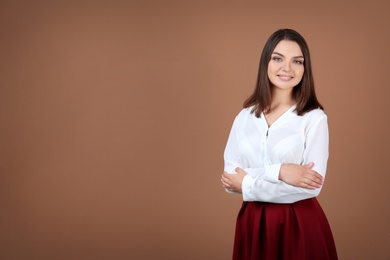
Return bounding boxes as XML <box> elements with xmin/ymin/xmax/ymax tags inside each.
<box><xmin>272</xmin><ymin>56</ymin><xmax>282</xmax><ymax>62</ymax></box>
<box><xmin>294</xmin><ymin>60</ymin><xmax>304</xmax><ymax>65</ymax></box>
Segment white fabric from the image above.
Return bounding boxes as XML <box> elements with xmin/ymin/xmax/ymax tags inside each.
<box><xmin>224</xmin><ymin>104</ymin><xmax>329</xmax><ymax>203</ymax></box>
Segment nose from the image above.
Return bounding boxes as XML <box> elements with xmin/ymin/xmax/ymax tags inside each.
<box><xmin>282</xmin><ymin>61</ymin><xmax>291</xmax><ymax>72</ymax></box>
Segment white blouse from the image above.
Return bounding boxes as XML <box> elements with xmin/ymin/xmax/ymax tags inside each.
<box><xmin>224</xmin><ymin>104</ymin><xmax>329</xmax><ymax>203</ymax></box>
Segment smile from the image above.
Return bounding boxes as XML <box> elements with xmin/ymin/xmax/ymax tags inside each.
<box><xmin>277</xmin><ymin>75</ymin><xmax>294</xmax><ymax>81</ymax></box>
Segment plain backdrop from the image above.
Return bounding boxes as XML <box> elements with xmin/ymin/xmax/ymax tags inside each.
<box><xmin>1</xmin><ymin>0</ymin><xmax>389</xmax><ymax>259</ymax></box>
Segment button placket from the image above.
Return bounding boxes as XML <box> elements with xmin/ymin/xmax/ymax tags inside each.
<box><xmin>264</xmin><ymin>128</ymin><xmax>271</xmax><ymax>165</ymax></box>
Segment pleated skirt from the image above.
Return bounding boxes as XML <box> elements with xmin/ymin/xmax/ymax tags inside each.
<box><xmin>232</xmin><ymin>198</ymin><xmax>338</xmax><ymax>260</ymax></box>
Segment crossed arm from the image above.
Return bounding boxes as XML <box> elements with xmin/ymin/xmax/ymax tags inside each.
<box><xmin>221</xmin><ymin>112</ymin><xmax>329</xmax><ymax>203</ymax></box>
<box><xmin>221</xmin><ymin>162</ymin><xmax>324</xmax><ymax>194</ymax></box>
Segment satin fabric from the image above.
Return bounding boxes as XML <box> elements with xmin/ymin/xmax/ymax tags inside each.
<box><xmin>232</xmin><ymin>198</ymin><xmax>338</xmax><ymax>260</ymax></box>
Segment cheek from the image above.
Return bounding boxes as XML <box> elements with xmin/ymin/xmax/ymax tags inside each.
<box><xmin>267</xmin><ymin>64</ymin><xmax>276</xmax><ymax>76</ymax></box>
<box><xmin>296</xmin><ymin>68</ymin><xmax>304</xmax><ymax>81</ymax></box>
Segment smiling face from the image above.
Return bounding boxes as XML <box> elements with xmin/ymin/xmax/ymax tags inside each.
<box><xmin>267</xmin><ymin>40</ymin><xmax>305</xmax><ymax>93</ymax></box>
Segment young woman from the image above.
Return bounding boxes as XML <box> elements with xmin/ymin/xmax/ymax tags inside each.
<box><xmin>221</xmin><ymin>29</ymin><xmax>338</xmax><ymax>260</ymax></box>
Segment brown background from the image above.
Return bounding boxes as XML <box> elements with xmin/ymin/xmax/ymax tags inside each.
<box><xmin>1</xmin><ymin>0</ymin><xmax>389</xmax><ymax>259</ymax></box>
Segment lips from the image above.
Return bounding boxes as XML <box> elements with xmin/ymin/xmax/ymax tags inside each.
<box><xmin>277</xmin><ymin>75</ymin><xmax>293</xmax><ymax>81</ymax></box>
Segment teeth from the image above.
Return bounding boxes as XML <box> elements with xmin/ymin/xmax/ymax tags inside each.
<box><xmin>279</xmin><ymin>75</ymin><xmax>292</xmax><ymax>81</ymax></box>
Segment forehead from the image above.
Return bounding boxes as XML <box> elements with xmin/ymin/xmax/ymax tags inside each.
<box><xmin>273</xmin><ymin>40</ymin><xmax>303</xmax><ymax>57</ymax></box>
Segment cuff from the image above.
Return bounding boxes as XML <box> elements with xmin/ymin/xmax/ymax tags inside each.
<box><xmin>242</xmin><ymin>174</ymin><xmax>255</xmax><ymax>201</ymax></box>
<box><xmin>263</xmin><ymin>164</ymin><xmax>281</xmax><ymax>183</ymax></box>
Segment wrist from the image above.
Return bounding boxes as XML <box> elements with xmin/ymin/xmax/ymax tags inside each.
<box><xmin>279</xmin><ymin>164</ymin><xmax>291</xmax><ymax>181</ymax></box>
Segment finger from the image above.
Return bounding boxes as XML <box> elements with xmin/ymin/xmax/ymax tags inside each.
<box><xmin>222</xmin><ymin>174</ymin><xmax>235</xmax><ymax>185</ymax></box>
<box><xmin>301</xmin><ymin>182</ymin><xmax>317</xmax><ymax>190</ymax></box>
<box><xmin>303</xmin><ymin>175</ymin><xmax>322</xmax><ymax>187</ymax></box>
<box><xmin>308</xmin><ymin>179</ymin><xmax>322</xmax><ymax>188</ymax></box>
<box><xmin>306</xmin><ymin>174</ymin><xmax>323</xmax><ymax>184</ymax></box>
<box><xmin>305</xmin><ymin>169</ymin><xmax>324</xmax><ymax>182</ymax></box>
<box><xmin>221</xmin><ymin>175</ymin><xmax>230</xmax><ymax>184</ymax></box>
<box><xmin>222</xmin><ymin>172</ymin><xmax>232</xmax><ymax>183</ymax></box>
<box><xmin>313</xmin><ymin>175</ymin><xmax>324</xmax><ymax>186</ymax></box>
<box><xmin>308</xmin><ymin>169</ymin><xmax>323</xmax><ymax>179</ymax></box>
<box><xmin>221</xmin><ymin>178</ymin><xmax>230</xmax><ymax>188</ymax></box>
<box><xmin>222</xmin><ymin>179</ymin><xmax>232</xmax><ymax>190</ymax></box>
<box><xmin>302</xmin><ymin>175</ymin><xmax>323</xmax><ymax>188</ymax></box>
<box><xmin>235</xmin><ymin>167</ymin><xmax>247</xmax><ymax>176</ymax></box>
<box><xmin>305</xmin><ymin>162</ymin><xmax>314</xmax><ymax>169</ymax></box>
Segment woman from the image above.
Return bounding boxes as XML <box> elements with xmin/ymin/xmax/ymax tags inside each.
<box><xmin>221</xmin><ymin>29</ymin><xmax>338</xmax><ymax>260</ymax></box>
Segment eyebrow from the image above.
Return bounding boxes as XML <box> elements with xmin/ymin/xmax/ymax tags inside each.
<box><xmin>272</xmin><ymin>52</ymin><xmax>304</xmax><ymax>59</ymax></box>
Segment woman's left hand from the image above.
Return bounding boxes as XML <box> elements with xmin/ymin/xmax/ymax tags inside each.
<box><xmin>221</xmin><ymin>167</ymin><xmax>247</xmax><ymax>193</ymax></box>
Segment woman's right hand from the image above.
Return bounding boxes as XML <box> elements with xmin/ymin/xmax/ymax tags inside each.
<box><xmin>279</xmin><ymin>162</ymin><xmax>324</xmax><ymax>190</ymax></box>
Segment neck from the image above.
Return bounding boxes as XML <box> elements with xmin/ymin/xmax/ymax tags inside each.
<box><xmin>270</xmin><ymin>88</ymin><xmax>295</xmax><ymax>108</ymax></box>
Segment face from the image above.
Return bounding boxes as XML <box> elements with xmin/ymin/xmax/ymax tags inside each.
<box><xmin>267</xmin><ymin>40</ymin><xmax>304</xmax><ymax>92</ymax></box>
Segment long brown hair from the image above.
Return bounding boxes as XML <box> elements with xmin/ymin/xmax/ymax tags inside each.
<box><xmin>243</xmin><ymin>28</ymin><xmax>323</xmax><ymax>117</ymax></box>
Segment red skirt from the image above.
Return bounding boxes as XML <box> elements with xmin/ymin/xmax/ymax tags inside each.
<box><xmin>232</xmin><ymin>198</ymin><xmax>338</xmax><ymax>260</ymax></box>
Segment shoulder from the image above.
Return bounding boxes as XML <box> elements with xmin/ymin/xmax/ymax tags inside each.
<box><xmin>301</xmin><ymin>108</ymin><xmax>327</xmax><ymax>121</ymax></box>
<box><xmin>235</xmin><ymin>106</ymin><xmax>256</xmax><ymax>120</ymax></box>
<box><xmin>231</xmin><ymin>106</ymin><xmax>256</xmax><ymax>127</ymax></box>
<box><xmin>300</xmin><ymin>108</ymin><xmax>328</xmax><ymax>131</ymax></box>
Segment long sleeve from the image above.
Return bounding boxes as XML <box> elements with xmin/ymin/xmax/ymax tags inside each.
<box><xmin>241</xmin><ymin>114</ymin><xmax>329</xmax><ymax>203</ymax></box>
<box><xmin>224</xmin><ymin>114</ymin><xmax>282</xmax><ymax>182</ymax></box>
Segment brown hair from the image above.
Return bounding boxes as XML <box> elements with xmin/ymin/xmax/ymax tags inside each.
<box><xmin>243</xmin><ymin>28</ymin><xmax>323</xmax><ymax>117</ymax></box>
